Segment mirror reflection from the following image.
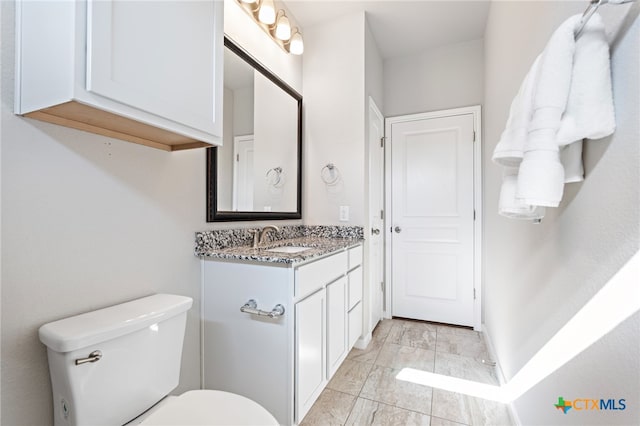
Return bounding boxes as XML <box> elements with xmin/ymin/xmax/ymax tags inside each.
<box><xmin>210</xmin><ymin>37</ymin><xmax>301</xmax><ymax>221</ymax></box>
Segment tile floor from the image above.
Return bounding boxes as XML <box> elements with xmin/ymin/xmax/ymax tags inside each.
<box><xmin>300</xmin><ymin>318</ymin><xmax>513</xmax><ymax>426</ymax></box>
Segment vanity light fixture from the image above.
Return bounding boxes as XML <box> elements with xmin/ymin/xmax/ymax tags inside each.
<box><xmin>236</xmin><ymin>0</ymin><xmax>303</xmax><ymax>55</ymax></box>
<box><xmin>258</xmin><ymin>0</ymin><xmax>276</xmax><ymax>25</ymax></box>
<box><xmin>287</xmin><ymin>28</ymin><xmax>304</xmax><ymax>55</ymax></box>
<box><xmin>239</xmin><ymin>0</ymin><xmax>260</xmax><ymax>13</ymax></box>
<box><xmin>274</xmin><ymin>10</ymin><xmax>292</xmax><ymax>41</ymax></box>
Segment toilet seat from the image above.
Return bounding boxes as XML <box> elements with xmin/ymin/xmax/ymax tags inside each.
<box><xmin>139</xmin><ymin>390</ymin><xmax>279</xmax><ymax>425</ymax></box>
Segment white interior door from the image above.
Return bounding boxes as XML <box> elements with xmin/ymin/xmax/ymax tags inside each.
<box><xmin>390</xmin><ymin>112</ymin><xmax>475</xmax><ymax>326</ymax></box>
<box><xmin>368</xmin><ymin>98</ymin><xmax>385</xmax><ymax>328</ymax></box>
<box><xmin>233</xmin><ymin>135</ymin><xmax>254</xmax><ymax>211</ymax></box>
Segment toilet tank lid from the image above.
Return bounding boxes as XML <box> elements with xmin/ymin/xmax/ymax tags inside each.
<box><xmin>39</xmin><ymin>294</ymin><xmax>193</xmax><ymax>353</ymax></box>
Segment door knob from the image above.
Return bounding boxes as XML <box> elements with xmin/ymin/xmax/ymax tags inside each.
<box><xmin>371</xmin><ymin>228</ymin><xmax>380</xmax><ymax>235</ymax></box>
<box><xmin>394</xmin><ymin>226</ymin><xmax>402</xmax><ymax>233</ymax></box>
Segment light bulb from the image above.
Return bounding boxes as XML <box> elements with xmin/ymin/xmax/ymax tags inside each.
<box><xmin>258</xmin><ymin>0</ymin><xmax>276</xmax><ymax>24</ymax></box>
<box><xmin>289</xmin><ymin>31</ymin><xmax>304</xmax><ymax>55</ymax></box>
<box><xmin>240</xmin><ymin>0</ymin><xmax>257</xmax><ymax>4</ymax></box>
<box><xmin>275</xmin><ymin>14</ymin><xmax>291</xmax><ymax>41</ymax></box>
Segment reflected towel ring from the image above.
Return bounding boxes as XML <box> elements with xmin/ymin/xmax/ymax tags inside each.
<box><xmin>321</xmin><ymin>163</ymin><xmax>341</xmax><ymax>186</ymax></box>
<box><xmin>266</xmin><ymin>167</ymin><xmax>284</xmax><ymax>188</ymax></box>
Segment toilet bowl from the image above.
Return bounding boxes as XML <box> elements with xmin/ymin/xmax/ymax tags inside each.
<box><xmin>39</xmin><ymin>294</ymin><xmax>278</xmax><ymax>426</ymax></box>
<box><xmin>130</xmin><ymin>390</ymin><xmax>278</xmax><ymax>425</ymax></box>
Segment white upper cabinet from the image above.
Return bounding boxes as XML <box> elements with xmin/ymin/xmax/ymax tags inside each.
<box><xmin>15</xmin><ymin>0</ymin><xmax>223</xmax><ymax>152</ymax></box>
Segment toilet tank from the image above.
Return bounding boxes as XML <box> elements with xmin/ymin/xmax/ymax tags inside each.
<box><xmin>39</xmin><ymin>294</ymin><xmax>193</xmax><ymax>426</ymax></box>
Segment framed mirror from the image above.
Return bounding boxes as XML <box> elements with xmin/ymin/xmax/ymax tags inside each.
<box><xmin>207</xmin><ymin>37</ymin><xmax>302</xmax><ymax>222</ymax></box>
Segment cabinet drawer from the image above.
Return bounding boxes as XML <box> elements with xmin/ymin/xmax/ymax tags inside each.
<box><xmin>348</xmin><ymin>302</ymin><xmax>362</xmax><ymax>349</ymax></box>
<box><xmin>348</xmin><ymin>245</ymin><xmax>363</xmax><ymax>269</ymax></box>
<box><xmin>295</xmin><ymin>251</ymin><xmax>348</xmax><ymax>299</ymax></box>
<box><xmin>348</xmin><ymin>266</ymin><xmax>363</xmax><ymax>310</ymax></box>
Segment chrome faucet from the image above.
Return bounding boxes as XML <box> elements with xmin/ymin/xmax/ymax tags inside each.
<box><xmin>252</xmin><ymin>225</ymin><xmax>280</xmax><ymax>248</ymax></box>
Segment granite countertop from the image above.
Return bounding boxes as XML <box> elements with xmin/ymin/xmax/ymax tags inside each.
<box><xmin>199</xmin><ymin>236</ymin><xmax>363</xmax><ymax>265</ymax></box>
<box><xmin>195</xmin><ymin>225</ymin><xmax>364</xmax><ymax>264</ymax></box>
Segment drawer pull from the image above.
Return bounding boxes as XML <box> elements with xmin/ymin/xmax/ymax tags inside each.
<box><xmin>240</xmin><ymin>299</ymin><xmax>285</xmax><ymax>318</ymax></box>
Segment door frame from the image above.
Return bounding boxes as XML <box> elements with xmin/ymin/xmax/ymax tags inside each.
<box><xmin>384</xmin><ymin>105</ymin><xmax>483</xmax><ymax>331</ymax></box>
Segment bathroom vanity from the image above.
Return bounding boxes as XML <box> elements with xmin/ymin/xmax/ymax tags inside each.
<box><xmin>198</xmin><ymin>227</ymin><xmax>363</xmax><ymax>425</ymax></box>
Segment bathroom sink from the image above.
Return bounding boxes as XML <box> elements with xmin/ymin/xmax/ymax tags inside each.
<box><xmin>265</xmin><ymin>246</ymin><xmax>312</xmax><ymax>254</ymax></box>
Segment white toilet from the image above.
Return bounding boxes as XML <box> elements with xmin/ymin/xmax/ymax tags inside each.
<box><xmin>39</xmin><ymin>294</ymin><xmax>279</xmax><ymax>426</ymax></box>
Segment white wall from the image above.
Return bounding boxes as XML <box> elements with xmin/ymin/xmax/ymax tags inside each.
<box><xmin>232</xmin><ymin>86</ymin><xmax>254</xmax><ymax>136</ymax></box>
<box><xmin>303</xmin><ymin>12</ymin><xmax>366</xmax><ymax>225</ymax></box>
<box><xmin>384</xmin><ymin>38</ymin><xmax>484</xmax><ymax>117</ymax></box>
<box><xmin>483</xmin><ymin>1</ymin><xmax>639</xmax><ymax>424</ymax></box>
<box><xmin>0</xmin><ymin>1</ymin><xmax>304</xmax><ymax>424</ymax></box>
<box><xmin>365</xmin><ymin>20</ymin><xmax>384</xmax><ymax>110</ymax></box>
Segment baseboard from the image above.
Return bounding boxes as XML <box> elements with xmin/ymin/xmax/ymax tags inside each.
<box><xmin>355</xmin><ymin>331</ymin><xmax>372</xmax><ymax>350</ymax></box>
<box><xmin>482</xmin><ymin>323</ymin><xmax>522</xmax><ymax>426</ymax></box>
<box><xmin>481</xmin><ymin>323</ymin><xmax>506</xmax><ymax>384</ymax></box>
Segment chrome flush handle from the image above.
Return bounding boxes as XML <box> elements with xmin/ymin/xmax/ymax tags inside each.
<box><xmin>75</xmin><ymin>350</ymin><xmax>102</xmax><ymax>365</ymax></box>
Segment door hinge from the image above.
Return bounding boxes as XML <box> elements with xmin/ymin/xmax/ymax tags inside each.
<box><xmin>236</xmin><ymin>154</ymin><xmax>239</xmax><ymax>162</ymax></box>
<box><xmin>381</xmin><ymin>281</ymin><xmax>385</xmax><ymax>292</ymax></box>
<box><xmin>473</xmin><ymin>210</ymin><xmax>476</xmax><ymax>221</ymax></box>
<box><xmin>474</xmin><ymin>288</ymin><xmax>477</xmax><ymax>300</ymax></box>
<box><xmin>380</xmin><ymin>136</ymin><xmax>386</xmax><ymax>148</ymax></box>
<box><xmin>380</xmin><ymin>210</ymin><xmax>384</xmax><ymax>220</ymax></box>
<box><xmin>473</xmin><ymin>131</ymin><xmax>476</xmax><ymax>142</ymax></box>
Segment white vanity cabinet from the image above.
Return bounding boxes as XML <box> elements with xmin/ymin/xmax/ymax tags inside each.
<box><xmin>202</xmin><ymin>243</ymin><xmax>363</xmax><ymax>425</ymax></box>
<box><xmin>15</xmin><ymin>0</ymin><xmax>223</xmax><ymax>151</ymax></box>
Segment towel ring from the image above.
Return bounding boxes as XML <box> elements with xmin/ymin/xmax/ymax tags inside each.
<box><xmin>320</xmin><ymin>163</ymin><xmax>341</xmax><ymax>186</ymax></box>
<box><xmin>266</xmin><ymin>167</ymin><xmax>284</xmax><ymax>188</ymax></box>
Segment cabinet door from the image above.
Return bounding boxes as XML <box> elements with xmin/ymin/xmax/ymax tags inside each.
<box><xmin>348</xmin><ymin>266</ymin><xmax>363</xmax><ymax>310</ymax></box>
<box><xmin>349</xmin><ymin>302</ymin><xmax>363</xmax><ymax>349</ymax></box>
<box><xmin>295</xmin><ymin>289</ymin><xmax>325</xmax><ymax>423</ymax></box>
<box><xmin>326</xmin><ymin>276</ymin><xmax>348</xmax><ymax>378</ymax></box>
<box><xmin>86</xmin><ymin>0</ymin><xmax>223</xmax><ymax>137</ymax></box>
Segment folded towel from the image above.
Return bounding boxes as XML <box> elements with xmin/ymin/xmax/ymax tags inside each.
<box><xmin>493</xmin><ymin>12</ymin><xmax>615</xmax><ymax>218</ymax></box>
<box><xmin>515</xmin><ymin>15</ymin><xmax>578</xmax><ymax>207</ymax></box>
<box><xmin>557</xmin><ymin>13</ymin><xmax>615</xmax><ymax>182</ymax></box>
<box><xmin>498</xmin><ymin>167</ymin><xmax>546</xmax><ymax>219</ymax></box>
<box><xmin>492</xmin><ymin>56</ymin><xmax>541</xmax><ymax>167</ymax></box>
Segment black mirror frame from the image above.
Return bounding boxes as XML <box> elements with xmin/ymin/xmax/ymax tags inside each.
<box><xmin>207</xmin><ymin>36</ymin><xmax>303</xmax><ymax>222</ymax></box>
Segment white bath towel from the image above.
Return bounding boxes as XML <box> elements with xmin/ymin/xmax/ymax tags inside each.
<box><xmin>498</xmin><ymin>167</ymin><xmax>546</xmax><ymax>219</ymax></box>
<box><xmin>517</xmin><ymin>13</ymin><xmax>614</xmax><ymax>207</ymax></box>
<box><xmin>494</xmin><ymin>12</ymin><xmax>615</xmax><ymax>218</ymax></box>
<box><xmin>492</xmin><ymin>56</ymin><xmax>541</xmax><ymax>167</ymax></box>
